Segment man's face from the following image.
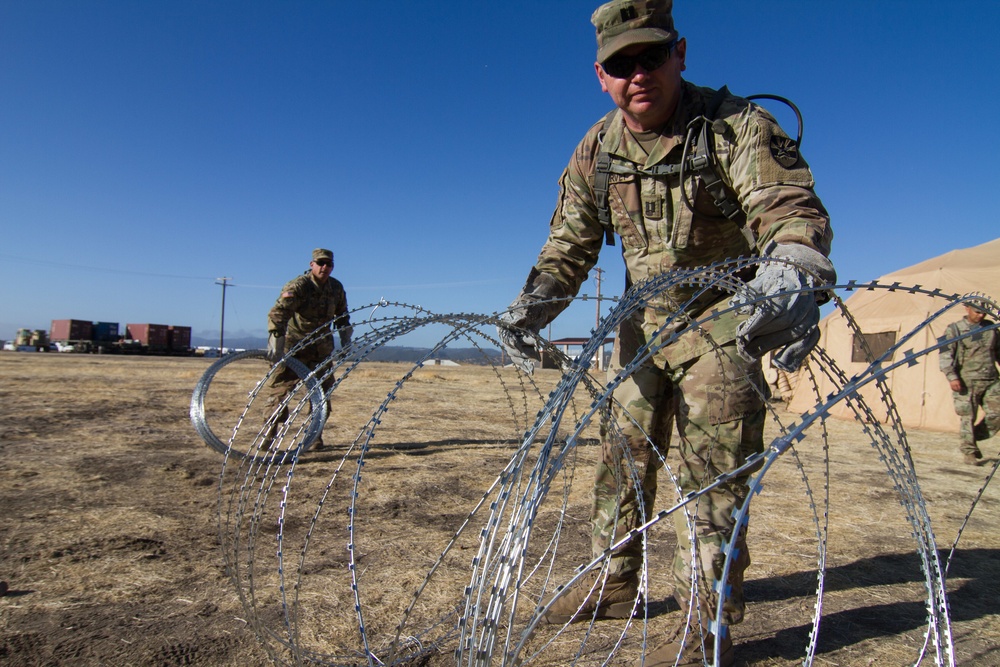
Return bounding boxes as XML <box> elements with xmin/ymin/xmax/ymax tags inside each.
<box><xmin>595</xmin><ymin>38</ymin><xmax>686</xmax><ymax>132</ymax></box>
<box><xmin>310</xmin><ymin>258</ymin><xmax>332</xmax><ymax>283</ymax></box>
<box><xmin>966</xmin><ymin>305</ymin><xmax>986</xmax><ymax>324</ymax></box>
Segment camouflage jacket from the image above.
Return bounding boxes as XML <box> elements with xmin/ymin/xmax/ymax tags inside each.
<box><xmin>267</xmin><ymin>272</ymin><xmax>352</xmax><ymax>354</ymax></box>
<box><xmin>532</xmin><ymin>81</ymin><xmax>833</xmax><ymax>365</ymax></box>
<box><xmin>939</xmin><ymin>316</ymin><xmax>1000</xmax><ymax>383</ymax></box>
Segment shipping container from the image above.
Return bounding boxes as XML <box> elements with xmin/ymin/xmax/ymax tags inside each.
<box><xmin>168</xmin><ymin>325</ymin><xmax>192</xmax><ymax>350</ymax></box>
<box><xmin>93</xmin><ymin>321</ymin><xmax>119</xmax><ymax>342</ymax></box>
<box><xmin>50</xmin><ymin>319</ymin><xmax>93</xmax><ymax>342</ymax></box>
<box><xmin>125</xmin><ymin>323</ymin><xmax>170</xmax><ymax>348</ymax></box>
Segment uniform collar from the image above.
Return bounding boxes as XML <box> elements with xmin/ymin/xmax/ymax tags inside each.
<box><xmin>309</xmin><ymin>272</ymin><xmax>329</xmax><ymax>289</ymax></box>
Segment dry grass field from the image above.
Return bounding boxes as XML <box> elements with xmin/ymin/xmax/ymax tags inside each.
<box><xmin>1</xmin><ymin>351</ymin><xmax>998</xmax><ymax>666</ymax></box>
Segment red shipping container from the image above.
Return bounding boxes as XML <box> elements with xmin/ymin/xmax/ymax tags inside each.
<box><xmin>50</xmin><ymin>319</ymin><xmax>93</xmax><ymax>342</ymax></box>
<box><xmin>126</xmin><ymin>323</ymin><xmax>170</xmax><ymax>347</ymax></box>
<box><xmin>168</xmin><ymin>325</ymin><xmax>192</xmax><ymax>350</ymax></box>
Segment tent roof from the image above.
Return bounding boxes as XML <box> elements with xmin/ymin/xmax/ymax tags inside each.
<box><xmin>888</xmin><ymin>237</ymin><xmax>1000</xmax><ymax>277</ymax></box>
<box><xmin>839</xmin><ymin>238</ymin><xmax>1000</xmax><ymax>321</ymax></box>
<box><xmin>875</xmin><ymin>237</ymin><xmax>999</xmax><ymax>297</ymax></box>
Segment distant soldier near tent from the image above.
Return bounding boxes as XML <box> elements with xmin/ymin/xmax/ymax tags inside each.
<box><xmin>265</xmin><ymin>248</ymin><xmax>352</xmax><ymax>450</ymax></box>
<box><xmin>939</xmin><ymin>300</ymin><xmax>1000</xmax><ymax>465</ymax></box>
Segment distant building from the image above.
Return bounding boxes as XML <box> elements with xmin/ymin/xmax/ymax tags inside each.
<box><xmin>427</xmin><ymin>358</ymin><xmax>460</xmax><ymax>366</ymax></box>
<box><xmin>548</xmin><ymin>337</ymin><xmax>615</xmax><ymax>371</ymax></box>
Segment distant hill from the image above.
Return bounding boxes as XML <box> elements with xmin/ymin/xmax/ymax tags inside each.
<box><xmin>191</xmin><ymin>336</ymin><xmax>502</xmax><ymax>365</ymax></box>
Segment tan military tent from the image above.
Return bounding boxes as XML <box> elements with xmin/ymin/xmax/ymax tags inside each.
<box><xmin>787</xmin><ymin>237</ymin><xmax>1000</xmax><ymax>433</ymax></box>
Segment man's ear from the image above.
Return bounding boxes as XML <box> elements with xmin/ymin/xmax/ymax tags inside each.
<box><xmin>594</xmin><ymin>62</ymin><xmax>611</xmax><ymax>93</ymax></box>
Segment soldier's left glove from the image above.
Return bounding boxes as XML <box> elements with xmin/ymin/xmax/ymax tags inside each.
<box><xmin>336</xmin><ymin>325</ymin><xmax>353</xmax><ymax>361</ymax></box>
<box><xmin>730</xmin><ymin>243</ymin><xmax>836</xmax><ymax>372</ymax></box>
<box><xmin>338</xmin><ymin>325</ymin><xmax>353</xmax><ymax>349</ymax></box>
<box><xmin>266</xmin><ymin>332</ymin><xmax>286</xmax><ymax>364</ymax></box>
<box><xmin>497</xmin><ymin>269</ymin><xmax>569</xmax><ymax>374</ymax></box>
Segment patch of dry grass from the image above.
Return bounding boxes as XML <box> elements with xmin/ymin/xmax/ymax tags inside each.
<box><xmin>0</xmin><ymin>351</ymin><xmax>998</xmax><ymax>666</ymax></box>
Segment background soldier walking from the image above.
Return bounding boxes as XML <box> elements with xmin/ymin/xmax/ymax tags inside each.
<box><xmin>939</xmin><ymin>300</ymin><xmax>1000</xmax><ymax>465</ymax></box>
<box><xmin>265</xmin><ymin>247</ymin><xmax>352</xmax><ymax>451</ymax></box>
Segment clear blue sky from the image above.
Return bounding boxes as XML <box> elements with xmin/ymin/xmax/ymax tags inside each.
<box><xmin>2</xmin><ymin>1</ymin><xmax>998</xmax><ymax>347</ymax></box>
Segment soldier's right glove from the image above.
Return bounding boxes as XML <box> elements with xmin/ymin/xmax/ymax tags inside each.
<box><xmin>730</xmin><ymin>243</ymin><xmax>836</xmax><ymax>372</ymax></box>
<box><xmin>266</xmin><ymin>332</ymin><xmax>286</xmax><ymax>364</ymax></box>
<box><xmin>497</xmin><ymin>269</ymin><xmax>569</xmax><ymax>374</ymax></box>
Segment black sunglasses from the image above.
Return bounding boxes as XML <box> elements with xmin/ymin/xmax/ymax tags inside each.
<box><xmin>314</xmin><ymin>259</ymin><xmax>332</xmax><ymax>267</ymax></box>
<box><xmin>601</xmin><ymin>40</ymin><xmax>678</xmax><ymax>79</ymax></box>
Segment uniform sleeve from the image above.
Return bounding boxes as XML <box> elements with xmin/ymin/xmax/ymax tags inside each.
<box><xmin>721</xmin><ymin>103</ymin><xmax>833</xmax><ymax>256</ymax></box>
<box><xmin>335</xmin><ymin>293</ymin><xmax>350</xmax><ymax>328</ymax></box>
<box><xmin>532</xmin><ymin>126</ymin><xmax>607</xmax><ymax>298</ymax></box>
<box><xmin>994</xmin><ymin>326</ymin><xmax>1000</xmax><ymax>369</ymax></box>
<box><xmin>267</xmin><ymin>278</ymin><xmax>303</xmax><ymax>334</ymax></box>
<box><xmin>939</xmin><ymin>322</ymin><xmax>960</xmax><ymax>382</ymax></box>
<box><xmin>334</xmin><ymin>284</ymin><xmax>351</xmax><ymax>328</ymax></box>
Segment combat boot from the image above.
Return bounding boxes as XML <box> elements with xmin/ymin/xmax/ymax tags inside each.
<box><xmin>639</xmin><ymin>620</ymin><xmax>734</xmax><ymax>667</ymax></box>
<box><xmin>261</xmin><ymin>423</ymin><xmax>281</xmax><ymax>451</ymax></box>
<box><xmin>262</xmin><ymin>404</ymin><xmax>289</xmax><ymax>451</ymax></box>
<box><xmin>541</xmin><ymin>569</ymin><xmax>641</xmax><ymax>624</ymax></box>
<box><xmin>963</xmin><ymin>451</ymin><xmax>984</xmax><ymax>466</ymax></box>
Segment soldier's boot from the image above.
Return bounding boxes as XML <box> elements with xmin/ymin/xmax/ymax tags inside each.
<box><xmin>541</xmin><ymin>570</ymin><xmax>641</xmax><ymax>625</ymax></box>
<box><xmin>639</xmin><ymin>621</ymin><xmax>734</xmax><ymax>667</ymax></box>
<box><xmin>311</xmin><ymin>415</ymin><xmax>329</xmax><ymax>452</ymax></box>
<box><xmin>262</xmin><ymin>404</ymin><xmax>289</xmax><ymax>450</ymax></box>
<box><xmin>312</xmin><ymin>410</ymin><xmax>329</xmax><ymax>451</ymax></box>
<box><xmin>963</xmin><ymin>450</ymin><xmax>984</xmax><ymax>466</ymax></box>
<box><xmin>261</xmin><ymin>422</ymin><xmax>282</xmax><ymax>450</ymax></box>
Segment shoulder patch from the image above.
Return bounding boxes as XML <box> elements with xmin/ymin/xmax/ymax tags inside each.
<box><xmin>769</xmin><ymin>135</ymin><xmax>799</xmax><ymax>168</ymax></box>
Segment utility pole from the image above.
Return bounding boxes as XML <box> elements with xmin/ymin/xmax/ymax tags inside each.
<box><xmin>216</xmin><ymin>277</ymin><xmax>232</xmax><ymax>355</ymax></box>
<box><xmin>594</xmin><ymin>268</ymin><xmax>604</xmax><ymax>370</ymax></box>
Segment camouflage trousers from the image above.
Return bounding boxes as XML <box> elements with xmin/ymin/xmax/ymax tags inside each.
<box><xmin>266</xmin><ymin>346</ymin><xmax>334</xmax><ymax>436</ymax></box>
<box><xmin>952</xmin><ymin>379</ymin><xmax>1000</xmax><ymax>456</ymax></box>
<box><xmin>592</xmin><ymin>319</ymin><xmax>764</xmax><ymax>626</ymax></box>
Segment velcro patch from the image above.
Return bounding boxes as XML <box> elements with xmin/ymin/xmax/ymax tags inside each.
<box><xmin>642</xmin><ymin>196</ymin><xmax>663</xmax><ymax>220</ymax></box>
<box><xmin>754</xmin><ymin>116</ymin><xmax>813</xmax><ymax>187</ymax></box>
<box><xmin>768</xmin><ymin>135</ymin><xmax>799</xmax><ymax>168</ymax></box>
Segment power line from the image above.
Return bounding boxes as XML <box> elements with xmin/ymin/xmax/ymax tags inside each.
<box><xmin>0</xmin><ymin>253</ymin><xmax>217</xmax><ymax>281</ymax></box>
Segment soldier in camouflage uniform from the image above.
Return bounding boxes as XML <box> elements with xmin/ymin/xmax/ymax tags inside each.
<box><xmin>497</xmin><ymin>2</ymin><xmax>835</xmax><ymax>665</ymax></box>
<box><xmin>265</xmin><ymin>248</ymin><xmax>352</xmax><ymax>451</ymax></box>
<box><xmin>939</xmin><ymin>302</ymin><xmax>1000</xmax><ymax>466</ymax></box>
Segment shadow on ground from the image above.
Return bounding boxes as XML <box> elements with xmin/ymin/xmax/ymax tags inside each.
<box><xmin>739</xmin><ymin>548</ymin><xmax>1000</xmax><ymax>662</ymax></box>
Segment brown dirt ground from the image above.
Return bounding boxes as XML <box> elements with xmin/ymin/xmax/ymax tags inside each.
<box><xmin>0</xmin><ymin>351</ymin><xmax>998</xmax><ymax>666</ymax></box>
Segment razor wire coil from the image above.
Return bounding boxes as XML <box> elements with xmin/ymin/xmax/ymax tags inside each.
<box><xmin>190</xmin><ymin>348</ymin><xmax>328</xmax><ymax>460</ymax></box>
<box><xmin>190</xmin><ymin>259</ymin><xmax>999</xmax><ymax>667</ymax></box>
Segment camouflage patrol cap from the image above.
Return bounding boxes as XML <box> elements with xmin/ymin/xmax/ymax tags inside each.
<box><xmin>312</xmin><ymin>248</ymin><xmax>333</xmax><ymax>262</ymax></box>
<box><xmin>966</xmin><ymin>297</ymin><xmax>990</xmax><ymax>313</ymax></box>
<box><xmin>591</xmin><ymin>0</ymin><xmax>677</xmax><ymax>63</ymax></box>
